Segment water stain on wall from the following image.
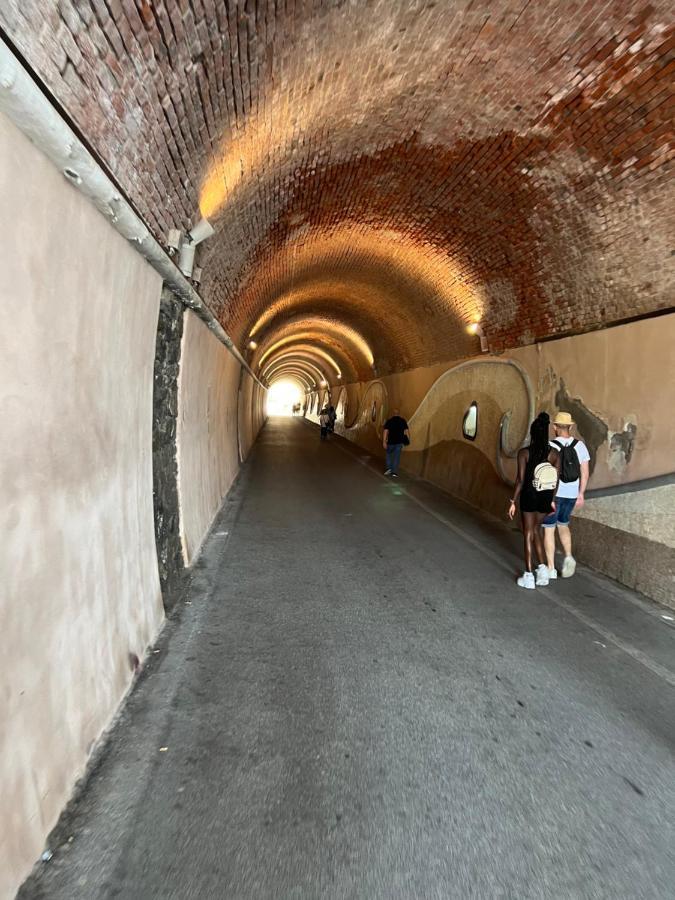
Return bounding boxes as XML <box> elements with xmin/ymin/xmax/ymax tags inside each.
<box><xmin>555</xmin><ymin>379</ymin><xmax>608</xmax><ymax>475</ymax></box>
<box><xmin>609</xmin><ymin>422</ymin><xmax>638</xmax><ymax>472</ymax></box>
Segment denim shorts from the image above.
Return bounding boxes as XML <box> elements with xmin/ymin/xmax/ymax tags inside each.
<box><xmin>543</xmin><ymin>496</ymin><xmax>577</xmax><ymax>527</ymax></box>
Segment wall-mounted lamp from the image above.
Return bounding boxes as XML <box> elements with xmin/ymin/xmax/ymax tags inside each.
<box><xmin>178</xmin><ymin>216</ymin><xmax>214</xmax><ymax>278</ymax></box>
<box><xmin>467</xmin><ymin>322</ymin><xmax>489</xmax><ymax>353</ymax></box>
<box><xmin>188</xmin><ymin>217</ymin><xmax>215</xmax><ymax>245</ymax></box>
<box><xmin>166</xmin><ymin>228</ymin><xmax>182</xmax><ymax>256</ymax></box>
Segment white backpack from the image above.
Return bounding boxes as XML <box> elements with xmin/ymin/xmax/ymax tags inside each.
<box><xmin>532</xmin><ymin>461</ymin><xmax>557</xmax><ymax>492</ymax></box>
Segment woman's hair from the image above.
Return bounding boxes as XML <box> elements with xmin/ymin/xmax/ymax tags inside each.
<box><xmin>528</xmin><ymin>412</ymin><xmax>551</xmax><ymax>465</ymax></box>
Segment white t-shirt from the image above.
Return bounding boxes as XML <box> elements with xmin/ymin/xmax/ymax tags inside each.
<box><xmin>550</xmin><ymin>436</ymin><xmax>590</xmax><ymax>499</ymax></box>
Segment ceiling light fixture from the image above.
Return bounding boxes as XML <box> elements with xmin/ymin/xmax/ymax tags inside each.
<box><xmin>467</xmin><ymin>322</ymin><xmax>489</xmax><ymax>353</ymax></box>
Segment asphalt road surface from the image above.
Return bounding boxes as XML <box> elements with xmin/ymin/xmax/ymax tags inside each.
<box><xmin>20</xmin><ymin>417</ymin><xmax>675</xmax><ymax>899</ymax></box>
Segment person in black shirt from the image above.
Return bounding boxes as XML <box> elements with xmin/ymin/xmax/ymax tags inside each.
<box><xmin>508</xmin><ymin>412</ymin><xmax>560</xmax><ymax>589</ymax></box>
<box><xmin>319</xmin><ymin>407</ymin><xmax>331</xmax><ymax>440</ymax></box>
<box><xmin>382</xmin><ymin>409</ymin><xmax>409</xmax><ymax>477</ymax></box>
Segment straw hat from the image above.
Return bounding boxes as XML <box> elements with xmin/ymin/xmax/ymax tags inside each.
<box><xmin>553</xmin><ymin>411</ymin><xmax>574</xmax><ymax>427</ymax></box>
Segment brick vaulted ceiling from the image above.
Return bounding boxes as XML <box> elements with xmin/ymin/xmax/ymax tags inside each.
<box><xmin>2</xmin><ymin>1</ymin><xmax>673</xmax><ymax>379</ymax></box>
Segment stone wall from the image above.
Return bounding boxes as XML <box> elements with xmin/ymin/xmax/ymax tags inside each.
<box><xmin>152</xmin><ymin>287</ymin><xmax>185</xmax><ymax>609</ymax></box>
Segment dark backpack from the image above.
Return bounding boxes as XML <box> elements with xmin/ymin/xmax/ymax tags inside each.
<box><xmin>552</xmin><ymin>438</ymin><xmax>580</xmax><ymax>483</ymax></box>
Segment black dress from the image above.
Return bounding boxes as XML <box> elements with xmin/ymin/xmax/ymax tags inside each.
<box><xmin>519</xmin><ymin>449</ymin><xmax>555</xmax><ymax>514</ymax></box>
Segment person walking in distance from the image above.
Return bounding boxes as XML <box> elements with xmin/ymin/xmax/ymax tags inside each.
<box><xmin>508</xmin><ymin>412</ymin><xmax>560</xmax><ymax>589</ymax></box>
<box><xmin>319</xmin><ymin>407</ymin><xmax>331</xmax><ymax>441</ymax></box>
<box><xmin>543</xmin><ymin>411</ymin><xmax>590</xmax><ymax>578</ymax></box>
<box><xmin>382</xmin><ymin>408</ymin><xmax>410</xmax><ymax>477</ymax></box>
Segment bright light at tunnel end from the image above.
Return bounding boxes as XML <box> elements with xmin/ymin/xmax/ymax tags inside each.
<box><xmin>266</xmin><ymin>379</ymin><xmax>304</xmax><ymax>417</ymax></box>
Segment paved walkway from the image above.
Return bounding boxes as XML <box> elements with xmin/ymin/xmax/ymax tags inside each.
<box><xmin>22</xmin><ymin>418</ymin><xmax>675</xmax><ymax>899</ymax></box>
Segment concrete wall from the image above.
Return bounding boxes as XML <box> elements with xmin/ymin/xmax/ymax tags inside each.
<box><xmin>509</xmin><ymin>319</ymin><xmax>675</xmax><ymax>486</ymax></box>
<box><xmin>238</xmin><ymin>370</ymin><xmax>267</xmax><ymax>462</ymax></box>
<box><xmin>0</xmin><ymin>112</ymin><xmax>164</xmax><ymax>899</ymax></box>
<box><xmin>314</xmin><ymin>314</ymin><xmax>675</xmax><ymax>607</ymax></box>
<box><xmin>177</xmin><ymin>311</ymin><xmax>265</xmax><ymax>564</ymax></box>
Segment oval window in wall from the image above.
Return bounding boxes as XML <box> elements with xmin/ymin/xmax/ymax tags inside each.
<box><xmin>462</xmin><ymin>401</ymin><xmax>478</xmax><ymax>440</ymax></box>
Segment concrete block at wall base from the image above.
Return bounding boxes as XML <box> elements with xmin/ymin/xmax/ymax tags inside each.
<box><xmin>572</xmin><ymin>518</ymin><xmax>675</xmax><ymax>610</ymax></box>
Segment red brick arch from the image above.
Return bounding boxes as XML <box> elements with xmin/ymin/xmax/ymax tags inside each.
<box><xmin>3</xmin><ymin>0</ymin><xmax>673</xmax><ymax>370</ymax></box>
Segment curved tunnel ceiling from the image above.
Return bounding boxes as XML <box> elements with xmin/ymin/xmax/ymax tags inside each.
<box><xmin>266</xmin><ymin>372</ymin><xmax>309</xmax><ymax>391</ymax></box>
<box><xmin>262</xmin><ymin>350</ymin><xmax>335</xmax><ymax>385</ymax></box>
<box><xmin>259</xmin><ymin>341</ymin><xmax>344</xmax><ymax>377</ymax></box>
<box><xmin>258</xmin><ymin>339</ymin><xmax>359</xmax><ymax>384</ymax></box>
<box><xmin>252</xmin><ymin>317</ymin><xmax>375</xmax><ymax>381</ymax></box>
<box><xmin>266</xmin><ymin>369</ymin><xmax>313</xmax><ymax>391</ymax></box>
<box><xmin>263</xmin><ymin>357</ymin><xmax>329</xmax><ymax>387</ymax></box>
<box><xmin>262</xmin><ymin>359</ymin><xmax>323</xmax><ymax>383</ymax></box>
<box><xmin>6</xmin><ymin>1</ymin><xmax>673</xmax><ymax>376</ymax></box>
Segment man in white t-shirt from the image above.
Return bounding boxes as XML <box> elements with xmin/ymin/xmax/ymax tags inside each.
<box><xmin>543</xmin><ymin>411</ymin><xmax>590</xmax><ymax>578</ymax></box>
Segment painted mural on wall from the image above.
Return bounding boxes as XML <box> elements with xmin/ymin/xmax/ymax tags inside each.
<box><xmin>407</xmin><ymin>359</ymin><xmax>532</xmax><ymax>462</ymax></box>
<box><xmin>344</xmin><ymin>380</ymin><xmax>388</xmax><ymax>450</ymax></box>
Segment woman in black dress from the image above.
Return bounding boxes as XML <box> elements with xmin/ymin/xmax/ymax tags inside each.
<box><xmin>508</xmin><ymin>412</ymin><xmax>560</xmax><ymax>589</ymax></box>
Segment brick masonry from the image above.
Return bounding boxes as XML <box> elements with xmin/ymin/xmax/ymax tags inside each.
<box><xmin>2</xmin><ymin>1</ymin><xmax>673</xmax><ymax>374</ymax></box>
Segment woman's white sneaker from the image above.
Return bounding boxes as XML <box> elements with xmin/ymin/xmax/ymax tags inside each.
<box><xmin>517</xmin><ymin>572</ymin><xmax>536</xmax><ymax>589</ymax></box>
<box><xmin>562</xmin><ymin>556</ymin><xmax>577</xmax><ymax>578</ymax></box>
<box><xmin>535</xmin><ymin>564</ymin><xmax>550</xmax><ymax>586</ymax></box>
<box><xmin>547</xmin><ymin>567</ymin><xmax>558</xmax><ymax>580</ymax></box>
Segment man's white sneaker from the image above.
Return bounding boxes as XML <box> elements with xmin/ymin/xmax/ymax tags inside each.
<box><xmin>517</xmin><ymin>572</ymin><xmax>536</xmax><ymax>590</ymax></box>
<box><xmin>547</xmin><ymin>568</ymin><xmax>558</xmax><ymax>580</ymax></box>
<box><xmin>562</xmin><ymin>556</ymin><xmax>577</xmax><ymax>578</ymax></box>
<box><xmin>384</xmin><ymin>469</ymin><xmax>392</xmax><ymax>475</ymax></box>
<box><xmin>535</xmin><ymin>564</ymin><xmax>550</xmax><ymax>586</ymax></box>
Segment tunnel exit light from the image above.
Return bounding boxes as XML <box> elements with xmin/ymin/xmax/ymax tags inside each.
<box><xmin>266</xmin><ymin>379</ymin><xmax>303</xmax><ymax>417</ymax></box>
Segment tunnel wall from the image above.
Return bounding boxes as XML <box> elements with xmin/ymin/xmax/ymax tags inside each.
<box><xmin>238</xmin><ymin>369</ymin><xmax>267</xmax><ymax>462</ymax></box>
<box><xmin>176</xmin><ymin>310</ymin><xmax>265</xmax><ymax>564</ymax></box>
<box><xmin>313</xmin><ymin>314</ymin><xmax>675</xmax><ymax>607</ymax></box>
<box><xmin>0</xmin><ymin>111</ymin><xmax>165</xmax><ymax>898</ymax></box>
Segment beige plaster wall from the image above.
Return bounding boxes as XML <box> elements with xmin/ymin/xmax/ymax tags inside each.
<box><xmin>177</xmin><ymin>311</ymin><xmax>243</xmax><ymax>563</ymax></box>
<box><xmin>0</xmin><ymin>112</ymin><xmax>164</xmax><ymax>899</ymax></box>
<box><xmin>328</xmin><ymin>313</ymin><xmax>675</xmax><ymax>502</ymax></box>
<box><xmin>238</xmin><ymin>372</ymin><xmax>267</xmax><ymax>462</ymax></box>
<box><xmin>509</xmin><ymin>316</ymin><xmax>675</xmax><ymax>487</ymax></box>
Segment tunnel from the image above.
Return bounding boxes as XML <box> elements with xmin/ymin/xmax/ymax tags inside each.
<box><xmin>1</xmin><ymin>2</ymin><xmax>674</xmax><ymax>897</ymax></box>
